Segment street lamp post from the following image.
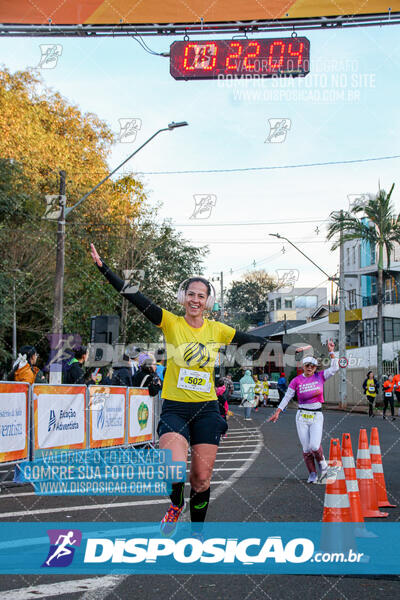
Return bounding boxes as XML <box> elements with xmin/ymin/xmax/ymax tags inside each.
<box><xmin>49</xmin><ymin>121</ymin><xmax>188</xmax><ymax>383</ymax></box>
<box><xmin>269</xmin><ymin>232</ymin><xmax>347</xmax><ymax>407</ymax></box>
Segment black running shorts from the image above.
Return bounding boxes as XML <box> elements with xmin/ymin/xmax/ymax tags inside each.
<box><xmin>157</xmin><ymin>399</ymin><xmax>228</xmax><ymax>446</ymax></box>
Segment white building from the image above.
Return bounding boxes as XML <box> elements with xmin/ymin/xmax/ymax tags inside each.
<box><xmin>267</xmin><ymin>287</ymin><xmax>327</xmax><ymax>323</ymax></box>
<box><xmin>329</xmin><ymin>234</ymin><xmax>400</xmax><ymax>364</ymax></box>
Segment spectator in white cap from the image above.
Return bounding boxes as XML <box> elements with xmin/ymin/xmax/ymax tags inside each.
<box><xmin>132</xmin><ymin>352</ymin><xmax>162</xmax><ymax>397</ymax></box>
<box><xmin>268</xmin><ymin>340</ymin><xmax>339</xmax><ymax>484</ymax></box>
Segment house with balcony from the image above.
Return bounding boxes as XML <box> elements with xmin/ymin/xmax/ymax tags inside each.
<box><xmin>329</xmin><ymin>232</ymin><xmax>400</xmax><ymax>365</ymax></box>
<box><xmin>267</xmin><ymin>287</ymin><xmax>327</xmax><ymax>323</ymax></box>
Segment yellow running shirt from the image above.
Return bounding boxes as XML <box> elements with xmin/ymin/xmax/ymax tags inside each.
<box><xmin>158</xmin><ymin>309</ymin><xmax>235</xmax><ymax>402</ymax></box>
<box><xmin>366</xmin><ymin>378</ymin><xmax>376</xmax><ymax>398</ymax></box>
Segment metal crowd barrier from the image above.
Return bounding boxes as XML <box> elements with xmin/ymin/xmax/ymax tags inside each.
<box><xmin>0</xmin><ymin>381</ymin><xmax>161</xmax><ymax>469</ymax></box>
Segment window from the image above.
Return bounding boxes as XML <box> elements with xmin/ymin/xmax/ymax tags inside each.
<box><xmin>384</xmin><ymin>318</ymin><xmax>400</xmax><ymax>343</ymax></box>
<box><xmin>347</xmin><ymin>289</ymin><xmax>356</xmax><ymax>309</ymax></box>
<box><xmin>371</xmin><ymin>244</ymin><xmax>376</xmax><ymax>264</ymax></box>
<box><xmin>295</xmin><ymin>295</ymin><xmax>318</xmax><ymax>309</ymax></box>
<box><xmin>269</xmin><ymin>300</ymin><xmax>275</xmax><ymax>311</ymax></box>
<box><xmin>276</xmin><ymin>298</ymin><xmax>282</xmax><ymax>310</ymax></box>
<box><xmin>363</xmin><ymin>319</ymin><xmax>377</xmax><ymax>347</ymax></box>
<box><xmin>346</xmin><ymin>247</ymin><xmax>350</xmax><ymax>266</ymax></box>
<box><xmin>284</xmin><ymin>298</ymin><xmax>293</xmax><ymax>309</ymax></box>
<box><xmin>394</xmin><ymin>319</ymin><xmax>400</xmax><ymax>341</ymax></box>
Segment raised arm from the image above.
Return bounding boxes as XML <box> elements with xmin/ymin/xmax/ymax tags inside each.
<box><xmin>231</xmin><ymin>330</ymin><xmax>268</xmax><ymax>346</ymax></box>
<box><xmin>323</xmin><ymin>338</ymin><xmax>339</xmax><ymax>380</ymax></box>
<box><xmin>268</xmin><ymin>387</ymin><xmax>296</xmax><ymax>422</ymax></box>
<box><xmin>90</xmin><ymin>244</ymin><xmax>162</xmax><ymax>326</ymax></box>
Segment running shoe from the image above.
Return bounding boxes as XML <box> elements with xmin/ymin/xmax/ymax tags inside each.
<box><xmin>160</xmin><ymin>503</ymin><xmax>185</xmax><ymax>537</ymax></box>
<box><xmin>316</xmin><ymin>462</ymin><xmax>342</xmax><ymax>485</ymax></box>
<box><xmin>307</xmin><ymin>472</ymin><xmax>318</xmax><ymax>484</ymax></box>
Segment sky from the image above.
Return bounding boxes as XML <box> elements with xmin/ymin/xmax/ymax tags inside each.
<box><xmin>1</xmin><ymin>24</ymin><xmax>400</xmax><ymax>301</ymax></box>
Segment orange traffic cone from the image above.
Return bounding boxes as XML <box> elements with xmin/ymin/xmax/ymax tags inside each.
<box><xmin>370</xmin><ymin>427</ymin><xmax>396</xmax><ymax>508</ymax></box>
<box><xmin>356</xmin><ymin>429</ymin><xmax>388</xmax><ymax>518</ymax></box>
<box><xmin>322</xmin><ymin>438</ymin><xmax>352</xmax><ymax>523</ymax></box>
<box><xmin>341</xmin><ymin>433</ymin><xmax>364</xmax><ymax>523</ymax></box>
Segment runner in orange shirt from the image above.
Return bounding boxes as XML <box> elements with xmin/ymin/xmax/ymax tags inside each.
<box><xmin>392</xmin><ymin>373</ymin><xmax>400</xmax><ymax>406</ymax></box>
<box><xmin>382</xmin><ymin>374</ymin><xmax>396</xmax><ymax>421</ymax></box>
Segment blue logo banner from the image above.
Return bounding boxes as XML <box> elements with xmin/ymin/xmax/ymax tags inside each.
<box><xmin>0</xmin><ymin>523</ymin><xmax>399</xmax><ymax>574</ymax></box>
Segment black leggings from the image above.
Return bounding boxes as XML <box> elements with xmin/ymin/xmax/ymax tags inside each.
<box><xmin>383</xmin><ymin>394</ymin><xmax>395</xmax><ymax>417</ymax></box>
<box><xmin>367</xmin><ymin>396</ymin><xmax>375</xmax><ymax>417</ymax></box>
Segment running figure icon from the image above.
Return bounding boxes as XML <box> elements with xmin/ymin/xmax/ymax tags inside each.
<box><xmin>45</xmin><ymin>531</ymin><xmax>77</xmax><ymax>566</ymax></box>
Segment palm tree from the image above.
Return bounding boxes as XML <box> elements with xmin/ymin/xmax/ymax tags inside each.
<box><xmin>327</xmin><ymin>184</ymin><xmax>400</xmax><ymax>397</ymax></box>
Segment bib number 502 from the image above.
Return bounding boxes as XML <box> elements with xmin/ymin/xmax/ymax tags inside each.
<box><xmin>185</xmin><ymin>376</ymin><xmax>205</xmax><ymax>385</ymax></box>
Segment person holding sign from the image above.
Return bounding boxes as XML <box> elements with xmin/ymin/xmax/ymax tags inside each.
<box><xmin>91</xmin><ymin>243</ymin><xmax>267</xmax><ymax>536</ymax></box>
<box><xmin>268</xmin><ymin>340</ymin><xmax>338</xmax><ymax>484</ymax></box>
<box><xmin>362</xmin><ymin>370</ymin><xmax>379</xmax><ymax>417</ymax></box>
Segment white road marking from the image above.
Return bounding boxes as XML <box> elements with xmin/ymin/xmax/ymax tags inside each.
<box><xmin>2</xmin><ymin>576</ymin><xmax>122</xmax><ymax>599</ymax></box>
<box><xmin>228</xmin><ymin>428</ymin><xmax>258</xmax><ymax>432</ymax></box>
<box><xmin>186</xmin><ymin>468</ymin><xmax>237</xmax><ymax>472</ymax></box>
<box><xmin>214</xmin><ymin>457</ymin><xmax>252</xmax><ymax>462</ymax></box>
<box><xmin>0</xmin><ymin>498</ymin><xmax>170</xmax><ymax>518</ymax></box>
<box><xmin>0</xmin><ymin>480</ymin><xmax>234</xmax><ymax>518</ymax></box>
<box><xmin>215</xmin><ymin>444</ymin><xmax>259</xmax><ymax>449</ymax></box>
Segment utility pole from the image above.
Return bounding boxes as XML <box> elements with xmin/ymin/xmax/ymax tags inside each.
<box><xmin>219</xmin><ymin>271</ymin><xmax>224</xmax><ymax>323</ymax></box>
<box><xmin>338</xmin><ymin>210</ymin><xmax>347</xmax><ymax>408</ymax></box>
<box><xmin>12</xmin><ymin>279</ymin><xmax>17</xmax><ymax>360</ymax></box>
<box><xmin>212</xmin><ymin>271</ymin><xmax>225</xmax><ymax>376</ymax></box>
<box><xmin>49</xmin><ymin>123</ymin><xmax>187</xmax><ymax>384</ymax></box>
<box><xmin>50</xmin><ymin>170</ymin><xmax>66</xmax><ymax>384</ymax></box>
<box><xmin>270</xmin><ymin>232</ymin><xmax>346</xmax><ymax>406</ymax></box>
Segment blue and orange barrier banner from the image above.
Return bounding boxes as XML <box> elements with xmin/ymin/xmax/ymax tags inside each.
<box><xmin>88</xmin><ymin>386</ymin><xmax>126</xmax><ymax>449</ymax></box>
<box><xmin>0</xmin><ymin>382</ymin><xmax>29</xmax><ymax>464</ymax></box>
<box><xmin>128</xmin><ymin>388</ymin><xmax>153</xmax><ymax>445</ymax></box>
<box><xmin>33</xmin><ymin>384</ymin><xmax>86</xmax><ymax>452</ymax></box>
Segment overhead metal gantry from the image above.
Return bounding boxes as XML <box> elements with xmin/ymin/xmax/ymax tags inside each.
<box><xmin>1</xmin><ymin>13</ymin><xmax>400</xmax><ymax>37</ymax></box>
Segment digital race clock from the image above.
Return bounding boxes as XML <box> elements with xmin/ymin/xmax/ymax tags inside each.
<box><xmin>170</xmin><ymin>37</ymin><xmax>310</xmax><ymax>80</ymax></box>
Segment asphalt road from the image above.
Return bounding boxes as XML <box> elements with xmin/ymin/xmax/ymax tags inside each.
<box><xmin>0</xmin><ymin>406</ymin><xmax>399</xmax><ymax>599</ymax></box>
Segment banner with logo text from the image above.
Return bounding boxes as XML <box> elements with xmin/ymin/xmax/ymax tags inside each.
<box><xmin>128</xmin><ymin>388</ymin><xmax>154</xmax><ymax>445</ymax></box>
<box><xmin>0</xmin><ymin>382</ymin><xmax>29</xmax><ymax>464</ymax></box>
<box><xmin>88</xmin><ymin>385</ymin><xmax>126</xmax><ymax>448</ymax></box>
<box><xmin>33</xmin><ymin>384</ymin><xmax>86</xmax><ymax>453</ymax></box>
<box><xmin>0</xmin><ymin>523</ymin><xmax>399</xmax><ymax>574</ymax></box>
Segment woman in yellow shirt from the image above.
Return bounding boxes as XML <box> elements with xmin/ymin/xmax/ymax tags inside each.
<box><xmin>362</xmin><ymin>370</ymin><xmax>378</xmax><ymax>417</ymax></box>
<box><xmin>91</xmin><ymin>244</ymin><xmax>267</xmax><ymax>536</ymax></box>
<box><xmin>253</xmin><ymin>374</ymin><xmax>262</xmax><ymax>411</ymax></box>
<box><xmin>262</xmin><ymin>375</ymin><xmax>269</xmax><ymax>407</ymax></box>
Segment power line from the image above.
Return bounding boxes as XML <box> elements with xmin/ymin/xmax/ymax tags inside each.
<box><xmin>190</xmin><ymin>240</ymin><xmax>328</xmax><ymax>245</ymax></box>
<box><xmin>173</xmin><ymin>218</ymin><xmax>328</xmax><ymax>227</ymax></box>
<box><xmin>137</xmin><ymin>154</ymin><xmax>400</xmax><ymax>176</ymax></box>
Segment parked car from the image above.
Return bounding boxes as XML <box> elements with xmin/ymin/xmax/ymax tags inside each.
<box><xmin>229</xmin><ymin>381</ymin><xmax>242</xmax><ymax>404</ymax></box>
<box><xmin>228</xmin><ymin>380</ymin><xmax>280</xmax><ymax>406</ymax></box>
<box><xmin>266</xmin><ymin>381</ymin><xmax>280</xmax><ymax>406</ymax></box>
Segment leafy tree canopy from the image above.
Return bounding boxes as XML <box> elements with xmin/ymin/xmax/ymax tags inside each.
<box><xmin>225</xmin><ymin>270</ymin><xmax>278</xmax><ymax>331</ymax></box>
<box><xmin>0</xmin><ymin>68</ymin><xmax>207</xmax><ymax>367</ymax></box>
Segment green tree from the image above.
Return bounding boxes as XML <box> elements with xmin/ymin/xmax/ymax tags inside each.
<box><xmin>0</xmin><ymin>68</ymin><xmax>207</xmax><ymax>367</ymax></box>
<box><xmin>225</xmin><ymin>270</ymin><xmax>278</xmax><ymax>330</ymax></box>
<box><xmin>327</xmin><ymin>184</ymin><xmax>400</xmax><ymax>395</ymax></box>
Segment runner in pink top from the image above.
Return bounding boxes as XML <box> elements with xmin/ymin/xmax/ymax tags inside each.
<box><xmin>268</xmin><ymin>340</ymin><xmax>338</xmax><ymax>483</ymax></box>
